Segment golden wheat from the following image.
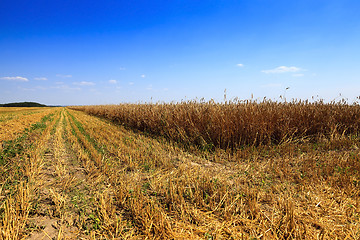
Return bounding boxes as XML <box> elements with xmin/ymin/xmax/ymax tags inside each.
<box><xmin>70</xmin><ymin>99</ymin><xmax>360</xmax><ymax>150</ymax></box>
<box><xmin>1</xmin><ymin>103</ymin><xmax>359</xmax><ymax>239</ymax></box>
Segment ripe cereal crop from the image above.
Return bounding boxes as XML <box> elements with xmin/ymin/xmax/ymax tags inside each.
<box><xmin>71</xmin><ymin>99</ymin><xmax>360</xmax><ymax>149</ymax></box>
<box><xmin>1</xmin><ymin>101</ymin><xmax>359</xmax><ymax>239</ymax></box>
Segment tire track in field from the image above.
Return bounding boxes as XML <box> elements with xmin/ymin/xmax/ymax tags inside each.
<box><xmin>26</xmin><ymin>108</ymin><xmax>134</xmax><ymax>239</ymax></box>
<box><xmin>26</xmin><ymin>110</ymin><xmax>89</xmax><ymax>239</ymax></box>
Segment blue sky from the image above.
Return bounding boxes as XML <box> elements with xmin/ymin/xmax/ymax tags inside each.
<box><xmin>1</xmin><ymin>0</ymin><xmax>360</xmax><ymax>105</ymax></box>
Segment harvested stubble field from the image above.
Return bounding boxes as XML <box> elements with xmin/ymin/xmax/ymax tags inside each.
<box><xmin>0</xmin><ymin>100</ymin><xmax>360</xmax><ymax>239</ymax></box>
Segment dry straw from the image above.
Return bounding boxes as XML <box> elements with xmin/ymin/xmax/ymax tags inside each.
<box><xmin>70</xmin><ymin>99</ymin><xmax>360</xmax><ymax>150</ymax></box>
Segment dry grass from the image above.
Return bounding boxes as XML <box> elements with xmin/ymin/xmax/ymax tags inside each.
<box><xmin>1</xmin><ymin>102</ymin><xmax>360</xmax><ymax>239</ymax></box>
<box><xmin>0</xmin><ymin>108</ymin><xmax>59</xmax><ymax>239</ymax></box>
<box><xmin>0</xmin><ymin>107</ymin><xmax>47</xmax><ymax>113</ymax></box>
<box><xmin>67</xmin><ymin>101</ymin><xmax>360</xmax><ymax>239</ymax></box>
<box><xmin>0</xmin><ymin>108</ymin><xmax>55</xmax><ymax>143</ymax></box>
<box><xmin>70</xmin><ymin>99</ymin><xmax>360</xmax><ymax>150</ymax></box>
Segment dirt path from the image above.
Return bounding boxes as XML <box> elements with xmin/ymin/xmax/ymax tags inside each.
<box><xmin>26</xmin><ymin>111</ymin><xmax>94</xmax><ymax>239</ymax></box>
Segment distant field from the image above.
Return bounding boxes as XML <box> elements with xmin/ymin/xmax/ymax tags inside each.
<box><xmin>1</xmin><ymin>102</ymin><xmax>359</xmax><ymax>239</ymax></box>
<box><xmin>0</xmin><ymin>107</ymin><xmax>53</xmax><ymax>142</ymax></box>
<box><xmin>0</xmin><ymin>107</ymin><xmax>48</xmax><ymax>113</ymax></box>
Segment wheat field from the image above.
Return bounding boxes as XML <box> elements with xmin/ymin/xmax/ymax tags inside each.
<box><xmin>1</xmin><ymin>101</ymin><xmax>359</xmax><ymax>239</ymax></box>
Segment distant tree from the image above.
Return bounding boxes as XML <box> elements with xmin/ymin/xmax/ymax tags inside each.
<box><xmin>0</xmin><ymin>102</ymin><xmax>47</xmax><ymax>107</ymax></box>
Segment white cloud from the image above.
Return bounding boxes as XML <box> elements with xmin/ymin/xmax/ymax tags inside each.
<box><xmin>262</xmin><ymin>66</ymin><xmax>302</xmax><ymax>74</ymax></box>
<box><xmin>237</xmin><ymin>63</ymin><xmax>244</xmax><ymax>67</ymax></box>
<box><xmin>34</xmin><ymin>77</ymin><xmax>47</xmax><ymax>81</ymax></box>
<box><xmin>141</xmin><ymin>74</ymin><xmax>146</xmax><ymax>78</ymax></box>
<box><xmin>146</xmin><ymin>84</ymin><xmax>153</xmax><ymax>90</ymax></box>
<box><xmin>1</xmin><ymin>76</ymin><xmax>29</xmax><ymax>82</ymax></box>
<box><xmin>120</xmin><ymin>67</ymin><xmax>126</xmax><ymax>70</ymax></box>
<box><xmin>292</xmin><ymin>73</ymin><xmax>304</xmax><ymax>77</ymax></box>
<box><xmin>128</xmin><ymin>82</ymin><xmax>134</xmax><ymax>85</ymax></box>
<box><xmin>56</xmin><ymin>74</ymin><xmax>72</xmax><ymax>78</ymax></box>
<box><xmin>109</xmin><ymin>79</ymin><xmax>117</xmax><ymax>84</ymax></box>
<box><xmin>73</xmin><ymin>81</ymin><xmax>95</xmax><ymax>86</ymax></box>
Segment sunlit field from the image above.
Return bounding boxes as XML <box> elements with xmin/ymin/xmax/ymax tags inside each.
<box><xmin>1</xmin><ymin>100</ymin><xmax>359</xmax><ymax>239</ymax></box>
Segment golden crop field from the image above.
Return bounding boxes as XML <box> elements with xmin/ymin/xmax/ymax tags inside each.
<box><xmin>1</xmin><ymin>102</ymin><xmax>360</xmax><ymax>239</ymax></box>
<box><xmin>70</xmin><ymin>99</ymin><xmax>360</xmax><ymax>150</ymax></box>
<box><xmin>0</xmin><ymin>107</ymin><xmax>54</xmax><ymax>144</ymax></box>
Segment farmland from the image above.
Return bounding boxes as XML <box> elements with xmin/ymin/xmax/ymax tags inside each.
<box><xmin>1</xmin><ymin>101</ymin><xmax>360</xmax><ymax>239</ymax></box>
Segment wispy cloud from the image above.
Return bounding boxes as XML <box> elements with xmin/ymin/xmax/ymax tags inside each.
<box><xmin>119</xmin><ymin>67</ymin><xmax>126</xmax><ymax>71</ymax></box>
<box><xmin>73</xmin><ymin>81</ymin><xmax>95</xmax><ymax>86</ymax></box>
<box><xmin>1</xmin><ymin>76</ymin><xmax>29</xmax><ymax>82</ymax></box>
<box><xmin>34</xmin><ymin>77</ymin><xmax>47</xmax><ymax>81</ymax></box>
<box><xmin>56</xmin><ymin>74</ymin><xmax>72</xmax><ymax>78</ymax></box>
<box><xmin>146</xmin><ymin>84</ymin><xmax>153</xmax><ymax>90</ymax></box>
<box><xmin>109</xmin><ymin>79</ymin><xmax>117</xmax><ymax>84</ymax></box>
<box><xmin>141</xmin><ymin>74</ymin><xmax>146</xmax><ymax>78</ymax></box>
<box><xmin>262</xmin><ymin>66</ymin><xmax>303</xmax><ymax>74</ymax></box>
<box><xmin>237</xmin><ymin>63</ymin><xmax>244</xmax><ymax>67</ymax></box>
<box><xmin>128</xmin><ymin>82</ymin><xmax>134</xmax><ymax>85</ymax></box>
